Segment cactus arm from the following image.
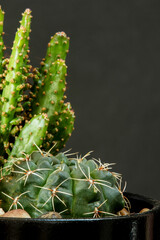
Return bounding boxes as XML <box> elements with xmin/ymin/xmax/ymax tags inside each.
<box><xmin>0</xmin><ymin>6</ymin><xmax>5</xmax><ymax>157</ymax></box>
<box><xmin>31</xmin><ymin>60</ymin><xmax>76</xmax><ymax>154</ymax></box>
<box><xmin>10</xmin><ymin>116</ymin><xmax>24</xmax><ymax>126</ymax></box>
<box><xmin>44</xmin><ymin>102</ymin><xmax>75</xmax><ymax>153</ymax></box>
<box><xmin>3</xmin><ymin>113</ymin><xmax>49</xmax><ymax>175</ymax></box>
<box><xmin>10</xmin><ymin>125</ymin><xmax>20</xmax><ymax>136</ymax></box>
<box><xmin>0</xmin><ymin>6</ymin><xmax>4</xmax><ymax>82</ymax></box>
<box><xmin>32</xmin><ymin>59</ymin><xmax>67</xmax><ymax>120</ymax></box>
<box><xmin>31</xmin><ymin>32</ymin><xmax>69</xmax><ymax>98</ymax></box>
<box><xmin>53</xmin><ymin>102</ymin><xmax>75</xmax><ymax>151</ymax></box>
<box><xmin>10</xmin><ymin>113</ymin><xmax>49</xmax><ymax>158</ymax></box>
<box><xmin>0</xmin><ymin>6</ymin><xmax>4</xmax><ymax>118</ymax></box>
<box><xmin>0</xmin><ymin>9</ymin><xmax>31</xmax><ymax>150</ymax></box>
<box><xmin>41</xmin><ymin>32</ymin><xmax>69</xmax><ymax>72</ymax></box>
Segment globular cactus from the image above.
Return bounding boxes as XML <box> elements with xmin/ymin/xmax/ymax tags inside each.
<box><xmin>0</xmin><ymin>7</ymin><xmax>75</xmax><ymax>174</ymax></box>
<box><xmin>0</xmin><ymin>150</ymin><xmax>126</xmax><ymax>218</ymax></box>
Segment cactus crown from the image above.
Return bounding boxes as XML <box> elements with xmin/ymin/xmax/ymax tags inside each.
<box><xmin>0</xmin><ymin>7</ymin><xmax>128</xmax><ymax>218</ymax></box>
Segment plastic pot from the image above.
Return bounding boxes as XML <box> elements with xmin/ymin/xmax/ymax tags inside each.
<box><xmin>0</xmin><ymin>192</ymin><xmax>159</xmax><ymax>240</ymax></box>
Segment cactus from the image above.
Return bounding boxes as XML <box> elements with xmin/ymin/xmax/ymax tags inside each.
<box><xmin>1</xmin><ymin>9</ymin><xmax>32</xmax><ymax>153</ymax></box>
<box><xmin>0</xmin><ymin>6</ymin><xmax>4</xmax><ymax>85</ymax></box>
<box><xmin>0</xmin><ymin>7</ymin><xmax>128</xmax><ymax>219</ymax></box>
<box><xmin>0</xmin><ymin>151</ymin><xmax>126</xmax><ymax>218</ymax></box>
<box><xmin>0</xmin><ymin>7</ymin><xmax>75</xmax><ymax>171</ymax></box>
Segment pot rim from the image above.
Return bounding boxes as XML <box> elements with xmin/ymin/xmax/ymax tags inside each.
<box><xmin>0</xmin><ymin>192</ymin><xmax>159</xmax><ymax>222</ymax></box>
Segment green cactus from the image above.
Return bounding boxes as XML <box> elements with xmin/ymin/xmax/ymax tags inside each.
<box><xmin>32</xmin><ymin>59</ymin><xmax>67</xmax><ymax>120</ymax></box>
<box><xmin>0</xmin><ymin>6</ymin><xmax>4</xmax><ymax>84</ymax></box>
<box><xmin>0</xmin><ymin>8</ymin><xmax>32</xmax><ymax>153</ymax></box>
<box><xmin>43</xmin><ymin>102</ymin><xmax>75</xmax><ymax>153</ymax></box>
<box><xmin>0</xmin><ymin>7</ymin><xmax>127</xmax><ymax>220</ymax></box>
<box><xmin>3</xmin><ymin>113</ymin><xmax>49</xmax><ymax>175</ymax></box>
<box><xmin>39</xmin><ymin>32</ymin><xmax>69</xmax><ymax>74</ymax></box>
<box><xmin>0</xmin><ymin>6</ymin><xmax>4</xmax><ymax>120</ymax></box>
<box><xmin>0</xmin><ymin>7</ymin><xmax>75</xmax><ymax>171</ymax></box>
<box><xmin>0</xmin><ymin>151</ymin><xmax>125</xmax><ymax>218</ymax></box>
<box><xmin>31</xmin><ymin>32</ymin><xmax>69</xmax><ymax>103</ymax></box>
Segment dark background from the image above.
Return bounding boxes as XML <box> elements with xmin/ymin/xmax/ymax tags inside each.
<box><xmin>1</xmin><ymin>0</ymin><xmax>160</xmax><ymax>199</ymax></box>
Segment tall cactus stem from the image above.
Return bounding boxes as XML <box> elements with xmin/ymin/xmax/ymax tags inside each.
<box><xmin>0</xmin><ymin>5</ymin><xmax>4</xmax><ymax>82</ymax></box>
<box><xmin>3</xmin><ymin>113</ymin><xmax>49</xmax><ymax>175</ymax></box>
<box><xmin>32</xmin><ymin>59</ymin><xmax>67</xmax><ymax>121</ymax></box>
<box><xmin>0</xmin><ymin>9</ymin><xmax>32</xmax><ymax>146</ymax></box>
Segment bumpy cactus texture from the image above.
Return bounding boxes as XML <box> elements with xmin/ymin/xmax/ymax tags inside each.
<box><xmin>0</xmin><ymin>151</ymin><xmax>125</xmax><ymax>218</ymax></box>
<box><xmin>0</xmin><ymin>7</ymin><xmax>127</xmax><ymax>219</ymax></box>
<box><xmin>0</xmin><ymin>8</ymin><xmax>75</xmax><ymax>175</ymax></box>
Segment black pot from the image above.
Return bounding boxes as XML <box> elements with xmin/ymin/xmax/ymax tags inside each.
<box><xmin>0</xmin><ymin>192</ymin><xmax>159</xmax><ymax>240</ymax></box>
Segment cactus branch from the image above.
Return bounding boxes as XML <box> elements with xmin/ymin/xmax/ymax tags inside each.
<box><xmin>0</xmin><ymin>9</ymin><xmax>32</xmax><ymax>148</ymax></box>
<box><xmin>0</xmin><ymin>6</ymin><xmax>4</xmax><ymax>82</ymax></box>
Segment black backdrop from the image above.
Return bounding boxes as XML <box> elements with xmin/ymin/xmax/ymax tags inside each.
<box><xmin>1</xmin><ymin>0</ymin><xmax>160</xmax><ymax>199</ymax></box>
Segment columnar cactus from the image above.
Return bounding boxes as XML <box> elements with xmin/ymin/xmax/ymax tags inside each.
<box><xmin>0</xmin><ymin>7</ymin><xmax>75</xmax><ymax>174</ymax></box>
<box><xmin>0</xmin><ymin>7</ymin><xmax>128</xmax><ymax>219</ymax></box>
<box><xmin>1</xmin><ymin>9</ymin><xmax>32</xmax><ymax>152</ymax></box>
<box><xmin>0</xmin><ymin>6</ymin><xmax>4</xmax><ymax>84</ymax></box>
